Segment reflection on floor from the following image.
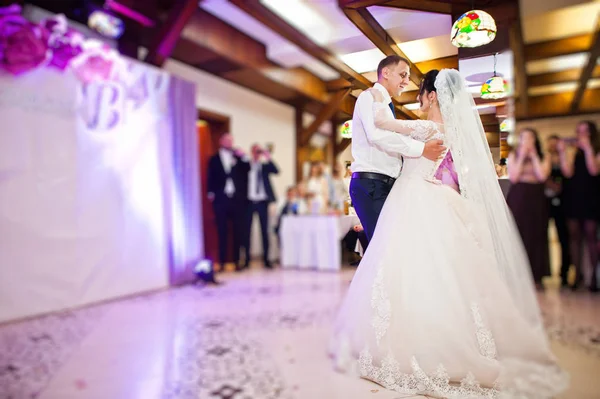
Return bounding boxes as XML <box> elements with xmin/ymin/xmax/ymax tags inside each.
<box><xmin>1</xmin><ymin>267</ymin><xmax>599</xmax><ymax>399</ymax></box>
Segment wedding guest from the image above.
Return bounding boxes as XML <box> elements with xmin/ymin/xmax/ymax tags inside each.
<box><xmin>274</xmin><ymin>186</ymin><xmax>300</xmax><ymax>241</ymax></box>
<box><xmin>545</xmin><ymin>135</ymin><xmax>571</xmax><ymax>287</ymax></box>
<box><xmin>496</xmin><ymin>158</ymin><xmax>508</xmax><ymax>178</ymax></box>
<box><xmin>343</xmin><ymin>162</ymin><xmax>352</xmax><ymax>193</ymax></box>
<box><xmin>305</xmin><ymin>162</ymin><xmax>329</xmax><ymax>214</ymax></box>
<box><xmin>207</xmin><ymin>133</ymin><xmax>249</xmax><ymax>273</ymax></box>
<box><xmin>559</xmin><ymin>121</ymin><xmax>600</xmax><ymax>292</ymax></box>
<box><xmin>507</xmin><ymin>128</ymin><xmax>551</xmax><ymax>288</ymax></box>
<box><xmin>242</xmin><ymin>144</ymin><xmax>279</xmax><ymax>270</ymax></box>
<box><xmin>330</xmin><ymin>163</ymin><xmax>348</xmax><ymax>211</ymax></box>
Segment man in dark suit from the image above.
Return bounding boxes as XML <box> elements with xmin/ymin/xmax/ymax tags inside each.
<box><xmin>207</xmin><ymin>133</ymin><xmax>250</xmax><ymax>272</ymax></box>
<box><xmin>243</xmin><ymin>144</ymin><xmax>279</xmax><ymax>269</ymax></box>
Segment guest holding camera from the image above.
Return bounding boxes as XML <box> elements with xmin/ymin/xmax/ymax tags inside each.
<box><xmin>242</xmin><ymin>144</ymin><xmax>279</xmax><ymax>270</ymax></box>
<box><xmin>559</xmin><ymin>121</ymin><xmax>600</xmax><ymax>292</ymax></box>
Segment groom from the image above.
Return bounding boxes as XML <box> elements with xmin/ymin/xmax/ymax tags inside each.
<box><xmin>350</xmin><ymin>55</ymin><xmax>445</xmax><ymax>241</ymax></box>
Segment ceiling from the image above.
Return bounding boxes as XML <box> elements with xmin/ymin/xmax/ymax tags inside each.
<box><xmin>25</xmin><ymin>0</ymin><xmax>600</xmax><ymax>150</ymax></box>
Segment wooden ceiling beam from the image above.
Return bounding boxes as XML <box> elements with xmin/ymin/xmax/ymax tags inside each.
<box><xmin>571</xmin><ymin>17</ymin><xmax>600</xmax><ymax>112</ymax></box>
<box><xmin>180</xmin><ymin>10</ymin><xmax>331</xmax><ymax>104</ymax></box>
<box><xmin>521</xmin><ymin>88</ymin><xmax>600</xmax><ymax>120</ymax></box>
<box><xmin>525</xmin><ymin>33</ymin><xmax>593</xmax><ymax>62</ymax></box>
<box><xmin>509</xmin><ymin>4</ymin><xmax>528</xmax><ymax>118</ymax></box>
<box><xmin>326</xmin><ymin>78</ymin><xmax>355</xmax><ymax>91</ymax></box>
<box><xmin>339</xmin><ymin>1</ymin><xmax>424</xmax><ymax>89</ymax></box>
<box><xmin>338</xmin><ymin>0</ymin><xmax>393</xmax><ymax>8</ymax></box>
<box><xmin>299</xmin><ymin>89</ymin><xmax>352</xmax><ymax>147</ymax></box>
<box><xmin>529</xmin><ymin>66</ymin><xmax>600</xmax><ymax>87</ymax></box>
<box><xmin>415</xmin><ymin>56</ymin><xmax>459</xmax><ymax>74</ymax></box>
<box><xmin>378</xmin><ymin>0</ymin><xmax>452</xmax><ymax>14</ymax></box>
<box><xmin>396</xmin><ymin>90</ymin><xmax>419</xmax><ymax>105</ymax></box>
<box><xmin>144</xmin><ymin>0</ymin><xmax>198</xmax><ymax>67</ymax></box>
<box><xmin>392</xmin><ymin>101</ymin><xmax>419</xmax><ymax>120</ymax></box>
<box><xmin>229</xmin><ymin>0</ymin><xmax>373</xmax><ymax>90</ymax></box>
<box><xmin>336</xmin><ymin>138</ymin><xmax>352</xmax><ymax>156</ymax></box>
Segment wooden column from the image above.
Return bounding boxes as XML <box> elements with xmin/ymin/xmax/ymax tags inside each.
<box><xmin>298</xmin><ymin>89</ymin><xmax>351</xmax><ymax>147</ymax></box>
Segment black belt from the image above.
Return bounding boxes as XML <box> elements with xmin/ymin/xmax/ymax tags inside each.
<box><xmin>352</xmin><ymin>172</ymin><xmax>396</xmax><ymax>185</ymax></box>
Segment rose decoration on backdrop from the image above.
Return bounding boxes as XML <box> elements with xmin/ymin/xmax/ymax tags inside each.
<box><xmin>0</xmin><ymin>4</ymin><xmax>126</xmax><ymax>82</ymax></box>
<box><xmin>0</xmin><ymin>4</ymin><xmax>49</xmax><ymax>75</ymax></box>
<box><xmin>69</xmin><ymin>40</ymin><xmax>122</xmax><ymax>84</ymax></box>
<box><xmin>40</xmin><ymin>14</ymin><xmax>84</xmax><ymax>71</ymax></box>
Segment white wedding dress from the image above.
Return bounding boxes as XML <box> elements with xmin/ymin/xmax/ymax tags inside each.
<box><xmin>330</xmin><ymin>71</ymin><xmax>568</xmax><ymax>399</ymax></box>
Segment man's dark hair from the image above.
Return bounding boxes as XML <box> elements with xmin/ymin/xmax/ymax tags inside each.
<box><xmin>377</xmin><ymin>55</ymin><xmax>410</xmax><ymax>79</ymax></box>
<box><xmin>547</xmin><ymin>134</ymin><xmax>560</xmax><ymax>141</ymax></box>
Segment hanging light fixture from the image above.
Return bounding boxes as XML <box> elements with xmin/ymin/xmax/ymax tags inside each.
<box><xmin>481</xmin><ymin>54</ymin><xmax>508</xmax><ymax>99</ymax></box>
<box><xmin>500</xmin><ymin>118</ymin><xmax>514</xmax><ymax>133</ymax></box>
<box><xmin>451</xmin><ymin>5</ymin><xmax>497</xmax><ymax>48</ymax></box>
<box><xmin>340</xmin><ymin>120</ymin><xmax>352</xmax><ymax>139</ymax></box>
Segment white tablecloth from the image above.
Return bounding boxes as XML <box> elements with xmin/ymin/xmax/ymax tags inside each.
<box><xmin>280</xmin><ymin>215</ymin><xmax>360</xmax><ymax>271</ymax></box>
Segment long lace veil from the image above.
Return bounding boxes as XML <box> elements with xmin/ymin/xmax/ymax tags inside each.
<box><xmin>435</xmin><ymin>69</ymin><xmax>544</xmax><ymax>332</ymax></box>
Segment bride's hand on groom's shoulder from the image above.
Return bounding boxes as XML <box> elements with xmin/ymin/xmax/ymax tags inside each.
<box><xmin>367</xmin><ymin>88</ymin><xmax>384</xmax><ymax>103</ymax></box>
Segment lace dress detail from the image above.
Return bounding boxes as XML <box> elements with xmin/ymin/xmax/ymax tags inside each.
<box><xmin>471</xmin><ymin>303</ymin><xmax>497</xmax><ymax>359</ymax></box>
<box><xmin>371</xmin><ymin>267</ymin><xmax>391</xmax><ymax>346</ymax></box>
<box><xmin>367</xmin><ymin>249</ymin><xmax>502</xmax><ymax>396</ymax></box>
<box><xmin>358</xmin><ymin>299</ymin><xmax>501</xmax><ymax>398</ymax></box>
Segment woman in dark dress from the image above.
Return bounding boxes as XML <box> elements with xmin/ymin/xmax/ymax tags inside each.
<box><xmin>559</xmin><ymin>121</ymin><xmax>600</xmax><ymax>292</ymax></box>
<box><xmin>507</xmin><ymin>128</ymin><xmax>551</xmax><ymax>288</ymax></box>
<box><xmin>545</xmin><ymin>135</ymin><xmax>571</xmax><ymax>287</ymax></box>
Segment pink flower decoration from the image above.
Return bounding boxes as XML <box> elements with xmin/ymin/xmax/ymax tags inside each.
<box><xmin>0</xmin><ymin>4</ymin><xmax>49</xmax><ymax>75</ymax></box>
<box><xmin>40</xmin><ymin>14</ymin><xmax>84</xmax><ymax>71</ymax></box>
<box><xmin>69</xmin><ymin>41</ymin><xmax>120</xmax><ymax>83</ymax></box>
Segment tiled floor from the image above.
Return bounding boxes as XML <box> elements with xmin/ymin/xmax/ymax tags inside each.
<box><xmin>1</xmin><ymin>267</ymin><xmax>599</xmax><ymax>399</ymax></box>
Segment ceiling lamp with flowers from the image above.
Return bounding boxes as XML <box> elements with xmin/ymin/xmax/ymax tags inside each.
<box><xmin>340</xmin><ymin>120</ymin><xmax>352</xmax><ymax>139</ymax></box>
<box><xmin>451</xmin><ymin>9</ymin><xmax>496</xmax><ymax>48</ymax></box>
<box><xmin>481</xmin><ymin>54</ymin><xmax>508</xmax><ymax>99</ymax></box>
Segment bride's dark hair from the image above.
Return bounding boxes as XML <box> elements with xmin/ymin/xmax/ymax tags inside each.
<box><xmin>419</xmin><ymin>69</ymin><xmax>440</xmax><ymax>106</ymax></box>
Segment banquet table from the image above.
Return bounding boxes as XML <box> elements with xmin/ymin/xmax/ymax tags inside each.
<box><xmin>280</xmin><ymin>214</ymin><xmax>360</xmax><ymax>271</ymax></box>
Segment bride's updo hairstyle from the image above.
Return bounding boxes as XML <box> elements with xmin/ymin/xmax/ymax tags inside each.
<box><xmin>418</xmin><ymin>69</ymin><xmax>440</xmax><ymax>107</ymax></box>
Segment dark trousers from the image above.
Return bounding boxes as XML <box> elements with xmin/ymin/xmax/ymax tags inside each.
<box><xmin>549</xmin><ymin>199</ymin><xmax>571</xmax><ymax>283</ymax></box>
<box><xmin>213</xmin><ymin>197</ymin><xmax>243</xmax><ymax>266</ymax></box>
<box><xmin>349</xmin><ymin>177</ymin><xmax>394</xmax><ymax>242</ymax></box>
<box><xmin>245</xmin><ymin>200</ymin><xmax>270</xmax><ymax>265</ymax></box>
<box><xmin>343</xmin><ymin>229</ymin><xmax>370</xmax><ymax>253</ymax></box>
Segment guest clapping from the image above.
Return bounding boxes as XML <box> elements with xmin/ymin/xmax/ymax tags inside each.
<box><xmin>507</xmin><ymin>128</ymin><xmax>551</xmax><ymax>288</ymax></box>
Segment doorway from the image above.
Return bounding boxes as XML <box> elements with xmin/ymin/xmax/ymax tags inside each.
<box><xmin>197</xmin><ymin>109</ymin><xmax>231</xmax><ymax>264</ymax></box>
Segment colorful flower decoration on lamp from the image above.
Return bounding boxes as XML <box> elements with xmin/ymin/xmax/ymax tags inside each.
<box><xmin>500</xmin><ymin>118</ymin><xmax>514</xmax><ymax>133</ymax></box>
<box><xmin>451</xmin><ymin>10</ymin><xmax>496</xmax><ymax>48</ymax></box>
<box><xmin>340</xmin><ymin>120</ymin><xmax>352</xmax><ymax>139</ymax></box>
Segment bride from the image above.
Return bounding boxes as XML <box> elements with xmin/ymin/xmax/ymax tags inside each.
<box><xmin>330</xmin><ymin>69</ymin><xmax>568</xmax><ymax>398</ymax></box>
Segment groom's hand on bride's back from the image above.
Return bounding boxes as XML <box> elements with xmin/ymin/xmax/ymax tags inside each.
<box><xmin>422</xmin><ymin>140</ymin><xmax>446</xmax><ymax>161</ymax></box>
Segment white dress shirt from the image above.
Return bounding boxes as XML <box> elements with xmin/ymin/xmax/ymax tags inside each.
<box><xmin>219</xmin><ymin>148</ymin><xmax>236</xmax><ymax>197</ymax></box>
<box><xmin>350</xmin><ymin>83</ymin><xmax>425</xmax><ymax>178</ymax></box>
<box><xmin>248</xmin><ymin>161</ymin><xmax>268</xmax><ymax>201</ymax></box>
